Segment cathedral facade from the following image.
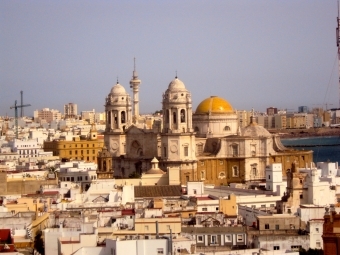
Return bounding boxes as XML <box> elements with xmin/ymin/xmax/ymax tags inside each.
<box><xmin>103</xmin><ymin>68</ymin><xmax>313</xmax><ymax>186</ymax></box>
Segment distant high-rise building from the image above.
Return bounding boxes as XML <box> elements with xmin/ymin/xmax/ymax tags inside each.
<box><xmin>33</xmin><ymin>108</ymin><xmax>61</xmax><ymax>123</ymax></box>
<box><xmin>81</xmin><ymin>109</ymin><xmax>95</xmax><ymax>124</ymax></box>
<box><xmin>266</xmin><ymin>107</ymin><xmax>278</xmax><ymax>116</ymax></box>
<box><xmin>64</xmin><ymin>103</ymin><xmax>78</xmax><ymax>119</ymax></box>
<box><xmin>298</xmin><ymin>106</ymin><xmax>308</xmax><ymax>113</ymax></box>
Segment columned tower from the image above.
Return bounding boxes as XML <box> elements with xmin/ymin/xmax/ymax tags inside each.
<box><xmin>129</xmin><ymin>58</ymin><xmax>141</xmax><ymax>123</ymax></box>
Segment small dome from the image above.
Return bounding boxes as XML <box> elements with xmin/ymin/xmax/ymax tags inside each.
<box><xmin>195</xmin><ymin>96</ymin><xmax>233</xmax><ymax>114</ymax></box>
<box><xmin>241</xmin><ymin>122</ymin><xmax>271</xmax><ymax>137</ymax></box>
<box><xmin>168</xmin><ymin>78</ymin><xmax>186</xmax><ymax>91</ymax></box>
<box><xmin>110</xmin><ymin>83</ymin><xmax>126</xmax><ymax>95</ymax></box>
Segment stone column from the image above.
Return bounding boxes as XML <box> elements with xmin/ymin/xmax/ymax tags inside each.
<box><xmin>117</xmin><ymin>110</ymin><xmax>121</xmax><ymax>129</ymax></box>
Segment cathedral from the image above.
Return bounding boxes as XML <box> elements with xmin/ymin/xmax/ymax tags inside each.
<box><xmin>101</xmin><ymin>65</ymin><xmax>313</xmax><ymax>186</ymax></box>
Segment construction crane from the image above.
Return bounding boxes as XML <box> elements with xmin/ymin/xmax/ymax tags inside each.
<box><xmin>10</xmin><ymin>100</ymin><xmax>31</xmax><ymax>139</ymax></box>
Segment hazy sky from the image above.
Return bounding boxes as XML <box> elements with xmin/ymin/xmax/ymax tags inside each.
<box><xmin>1</xmin><ymin>0</ymin><xmax>338</xmax><ymax>117</ymax></box>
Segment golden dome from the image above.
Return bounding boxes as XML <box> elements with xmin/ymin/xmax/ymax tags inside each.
<box><xmin>195</xmin><ymin>96</ymin><xmax>233</xmax><ymax>114</ymax></box>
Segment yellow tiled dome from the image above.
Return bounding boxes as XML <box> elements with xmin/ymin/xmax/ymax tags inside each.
<box><xmin>195</xmin><ymin>96</ymin><xmax>233</xmax><ymax>114</ymax></box>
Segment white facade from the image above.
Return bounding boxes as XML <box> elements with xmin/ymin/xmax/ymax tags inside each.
<box><xmin>308</xmin><ymin>219</ymin><xmax>324</xmax><ymax>249</ymax></box>
<box><xmin>266</xmin><ymin>163</ymin><xmax>285</xmax><ymax>195</ymax></box>
<box><xmin>299</xmin><ymin>163</ymin><xmax>338</xmax><ymax>206</ymax></box>
<box><xmin>10</xmin><ymin>138</ymin><xmax>44</xmax><ymax>158</ymax></box>
<box><xmin>187</xmin><ymin>182</ymin><xmax>204</xmax><ymax>196</ymax></box>
<box><xmin>107</xmin><ymin>238</ymin><xmax>168</xmax><ymax>255</ymax></box>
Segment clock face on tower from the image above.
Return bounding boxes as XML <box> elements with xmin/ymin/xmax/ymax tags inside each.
<box><xmin>110</xmin><ymin>138</ymin><xmax>118</xmax><ymax>151</ymax></box>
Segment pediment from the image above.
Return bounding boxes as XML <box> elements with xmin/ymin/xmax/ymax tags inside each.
<box><xmin>125</xmin><ymin>125</ymin><xmax>145</xmax><ymax>134</ymax></box>
<box><xmin>92</xmin><ymin>195</ymin><xmax>109</xmax><ymax>203</ymax></box>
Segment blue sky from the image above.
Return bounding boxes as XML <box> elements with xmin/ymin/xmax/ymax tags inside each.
<box><xmin>1</xmin><ymin>0</ymin><xmax>338</xmax><ymax>117</ymax></box>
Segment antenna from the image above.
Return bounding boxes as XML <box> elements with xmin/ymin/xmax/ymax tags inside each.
<box><xmin>337</xmin><ymin>0</ymin><xmax>340</xmax><ymax>107</ymax></box>
<box><xmin>134</xmin><ymin>57</ymin><xmax>136</xmax><ymax>72</ymax></box>
<box><xmin>20</xmin><ymin>91</ymin><xmax>24</xmax><ymax>117</ymax></box>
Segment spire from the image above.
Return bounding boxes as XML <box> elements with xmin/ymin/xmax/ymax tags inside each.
<box><xmin>175</xmin><ymin>70</ymin><xmax>178</xmax><ymax>79</ymax></box>
<box><xmin>116</xmin><ymin>77</ymin><xmax>119</xmax><ymax>84</ymax></box>
<box><xmin>133</xmin><ymin>57</ymin><xmax>138</xmax><ymax>79</ymax></box>
<box><xmin>250</xmin><ymin>108</ymin><xmax>257</xmax><ymax>125</ymax></box>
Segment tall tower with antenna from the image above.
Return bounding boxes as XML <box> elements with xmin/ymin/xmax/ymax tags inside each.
<box><xmin>337</xmin><ymin>1</ymin><xmax>340</xmax><ymax>107</ymax></box>
<box><xmin>129</xmin><ymin>58</ymin><xmax>141</xmax><ymax>123</ymax></box>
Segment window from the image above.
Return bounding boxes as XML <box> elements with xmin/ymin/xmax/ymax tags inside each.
<box><xmin>224</xmin><ymin>126</ymin><xmax>230</xmax><ymax>131</ymax></box>
<box><xmin>291</xmin><ymin>245</ymin><xmax>302</xmax><ymax>251</ymax></box>
<box><xmin>197</xmin><ymin>235</ymin><xmax>204</xmax><ymax>243</ymax></box>
<box><xmin>232</xmin><ymin>166</ymin><xmax>239</xmax><ymax>177</ymax></box>
<box><xmin>202</xmin><ymin>208</ymin><xmax>207</xmax><ymax>211</ymax></box>
<box><xmin>273</xmin><ymin>246</ymin><xmax>280</xmax><ymax>250</ymax></box>
<box><xmin>200</xmin><ymin>161</ymin><xmax>205</xmax><ymax>166</ymax></box>
<box><xmin>268</xmin><ymin>174</ymin><xmax>270</xmax><ymax>180</ymax></box>
<box><xmin>197</xmin><ymin>143</ymin><xmax>203</xmax><ymax>155</ymax></box>
<box><xmin>211</xmin><ymin>235</ymin><xmax>217</xmax><ymax>244</ymax></box>
<box><xmin>300</xmin><ymin>194</ymin><xmax>303</xmax><ymax>199</ymax></box>
<box><xmin>225</xmin><ymin>235</ymin><xmax>231</xmax><ymax>242</ymax></box>
<box><xmin>232</xmin><ymin>144</ymin><xmax>238</xmax><ymax>156</ymax></box>
<box><xmin>216</xmin><ymin>207</ymin><xmax>219</xmax><ymax>211</ymax></box>
<box><xmin>252</xmin><ymin>167</ymin><xmax>257</xmax><ymax>177</ymax></box>
<box><xmin>219</xmin><ymin>160</ymin><xmax>223</xmax><ymax>165</ymax></box>
<box><xmin>163</xmin><ymin>147</ymin><xmax>167</xmax><ymax>158</ymax></box>
<box><xmin>184</xmin><ymin>146</ymin><xmax>188</xmax><ymax>156</ymax></box>
<box><xmin>157</xmin><ymin>248</ymin><xmax>164</xmax><ymax>254</ymax></box>
<box><xmin>87</xmin><ymin>150</ymin><xmax>89</xmax><ymax>154</ymax></box>
<box><xmin>316</xmin><ymin>241</ymin><xmax>321</xmax><ymax>248</ymax></box>
<box><xmin>316</xmin><ymin>228</ymin><xmax>319</xmax><ymax>233</ymax></box>
<box><xmin>237</xmin><ymin>234</ymin><xmax>243</xmax><ymax>242</ymax></box>
<box><xmin>145</xmin><ymin>225</ymin><xmax>149</xmax><ymax>231</ymax></box>
<box><xmin>201</xmin><ymin>170</ymin><xmax>205</xmax><ymax>180</ymax></box>
<box><xmin>180</xmin><ymin>109</ymin><xmax>185</xmax><ymax>123</ymax></box>
<box><xmin>275</xmin><ymin>225</ymin><xmax>279</xmax><ymax>230</ymax></box>
<box><xmin>265</xmin><ymin>224</ymin><xmax>269</xmax><ymax>229</ymax></box>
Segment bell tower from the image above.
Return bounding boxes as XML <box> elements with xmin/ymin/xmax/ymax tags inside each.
<box><xmin>130</xmin><ymin>58</ymin><xmax>141</xmax><ymax>123</ymax></box>
<box><xmin>96</xmin><ymin>146</ymin><xmax>114</xmax><ymax>179</ymax></box>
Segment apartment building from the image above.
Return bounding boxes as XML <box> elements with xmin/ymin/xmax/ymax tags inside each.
<box><xmin>34</xmin><ymin>108</ymin><xmax>62</xmax><ymax>123</ymax></box>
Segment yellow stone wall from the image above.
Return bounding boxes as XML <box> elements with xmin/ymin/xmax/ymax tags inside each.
<box><xmin>44</xmin><ymin>138</ymin><xmax>104</xmax><ymax>163</ymax></box>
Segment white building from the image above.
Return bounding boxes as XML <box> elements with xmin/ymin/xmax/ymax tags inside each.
<box><xmin>10</xmin><ymin>138</ymin><xmax>45</xmax><ymax>159</ymax></box>
<box><xmin>265</xmin><ymin>163</ymin><xmax>286</xmax><ymax>196</ymax></box>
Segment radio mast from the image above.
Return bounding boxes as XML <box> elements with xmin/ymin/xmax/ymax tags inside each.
<box><xmin>337</xmin><ymin>0</ymin><xmax>340</xmax><ymax>107</ymax></box>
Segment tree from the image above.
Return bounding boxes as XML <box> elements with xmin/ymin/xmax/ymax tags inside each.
<box><xmin>34</xmin><ymin>230</ymin><xmax>45</xmax><ymax>255</ymax></box>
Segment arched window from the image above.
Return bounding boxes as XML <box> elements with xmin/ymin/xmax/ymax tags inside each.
<box><xmin>121</xmin><ymin>111</ymin><xmax>126</xmax><ymax>123</ymax></box>
<box><xmin>194</xmin><ymin>126</ymin><xmax>199</xmax><ymax>132</ymax></box>
<box><xmin>173</xmin><ymin>112</ymin><xmax>177</xmax><ymax>124</ymax></box>
<box><xmin>180</xmin><ymin>109</ymin><xmax>186</xmax><ymax>123</ymax></box>
<box><xmin>224</xmin><ymin>126</ymin><xmax>230</xmax><ymax>131</ymax></box>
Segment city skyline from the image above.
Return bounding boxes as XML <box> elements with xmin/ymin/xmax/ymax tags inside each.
<box><xmin>1</xmin><ymin>0</ymin><xmax>338</xmax><ymax>117</ymax></box>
